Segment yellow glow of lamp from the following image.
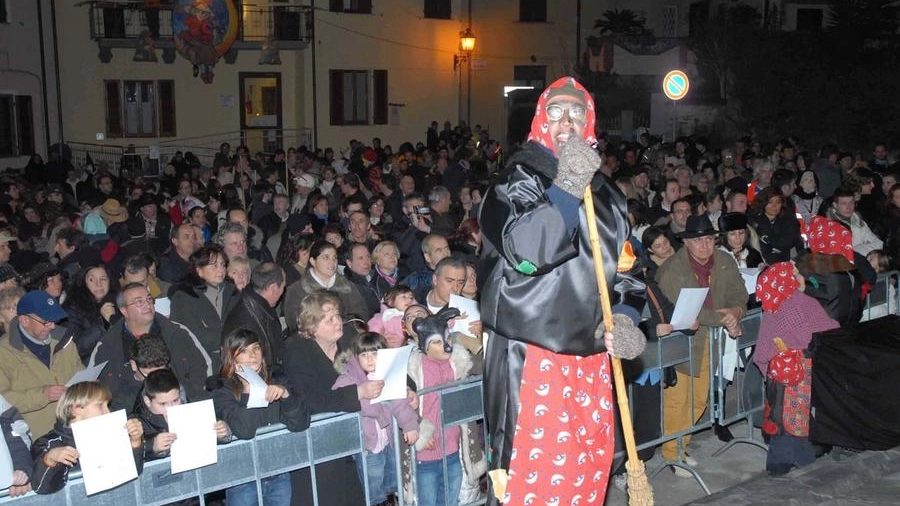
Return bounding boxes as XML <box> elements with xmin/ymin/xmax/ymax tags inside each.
<box><xmin>459</xmin><ymin>28</ymin><xmax>476</xmax><ymax>53</ymax></box>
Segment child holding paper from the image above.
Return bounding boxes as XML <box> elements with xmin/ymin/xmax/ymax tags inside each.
<box><xmin>131</xmin><ymin>369</ymin><xmax>231</xmax><ymax>460</ymax></box>
<box><xmin>407</xmin><ymin>308</ymin><xmax>486</xmax><ymax>506</ymax></box>
<box><xmin>333</xmin><ymin>331</ymin><xmax>419</xmax><ymax>506</ymax></box>
<box><xmin>211</xmin><ymin>329</ymin><xmax>310</xmax><ymax>506</ymax></box>
<box><xmin>31</xmin><ymin>381</ymin><xmax>144</xmax><ymax>495</ymax></box>
<box><xmin>367</xmin><ymin>285</ymin><xmax>417</xmax><ymax>348</ymax></box>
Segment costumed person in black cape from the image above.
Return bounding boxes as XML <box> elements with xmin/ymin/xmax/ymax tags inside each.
<box><xmin>478</xmin><ymin>76</ymin><xmax>647</xmax><ymax>505</ymax></box>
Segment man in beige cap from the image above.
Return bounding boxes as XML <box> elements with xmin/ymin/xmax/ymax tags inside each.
<box><xmin>96</xmin><ymin>198</ymin><xmax>128</xmax><ymax>227</ymax></box>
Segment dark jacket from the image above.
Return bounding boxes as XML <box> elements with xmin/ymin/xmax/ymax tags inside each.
<box><xmin>157</xmin><ymin>249</ymin><xmax>191</xmax><ymax>284</ymax></box>
<box><xmin>283</xmin><ymin>337</ymin><xmax>360</xmax><ymax>415</ymax></box>
<box><xmin>222</xmin><ymin>289</ymin><xmax>286</xmax><ymax>377</ymax></box>
<box><xmin>89</xmin><ymin>315</ymin><xmax>212</xmax><ymax>412</ymax></box>
<box><xmin>479</xmin><ymin>142</ymin><xmax>644</xmax><ymax>355</ymax></box>
<box><xmin>748</xmin><ymin>211</ymin><xmax>804</xmax><ymax>264</ymax></box>
<box><xmin>129</xmin><ymin>398</ymin><xmax>172</xmax><ymax>461</ymax></box>
<box><xmin>57</xmin><ymin>246</ymin><xmax>102</xmax><ymax>281</ymax></box>
<box><xmin>210</xmin><ymin>378</ymin><xmax>309</xmax><ymax>440</ymax></box>
<box><xmin>343</xmin><ymin>269</ymin><xmax>381</xmax><ymax>318</ymax></box>
<box><xmin>283</xmin><ymin>270</ymin><xmax>370</xmax><ymax>333</ymax></box>
<box><xmin>32</xmin><ymin>419</ymin><xmax>143</xmax><ymax>495</ymax></box>
<box><xmin>62</xmin><ymin>292</ymin><xmax>116</xmax><ymax>365</ymax></box>
<box><xmin>0</xmin><ymin>395</ymin><xmax>32</xmax><ymax>482</ymax></box>
<box><xmin>168</xmin><ymin>280</ymin><xmax>239</xmax><ymax>371</ymax></box>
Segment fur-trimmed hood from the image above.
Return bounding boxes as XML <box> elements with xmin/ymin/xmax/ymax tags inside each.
<box><xmin>298</xmin><ymin>268</ymin><xmax>357</xmax><ymax>296</ymax></box>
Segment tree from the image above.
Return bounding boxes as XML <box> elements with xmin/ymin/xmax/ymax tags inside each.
<box><xmin>593</xmin><ymin>9</ymin><xmax>648</xmax><ymax>36</ymax></box>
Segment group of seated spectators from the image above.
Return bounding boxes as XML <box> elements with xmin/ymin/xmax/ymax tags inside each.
<box><xmin>0</xmin><ymin>122</ymin><xmax>896</xmax><ymax>503</ymax></box>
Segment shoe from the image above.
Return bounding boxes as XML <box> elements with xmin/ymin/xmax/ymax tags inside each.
<box><xmin>672</xmin><ymin>466</ymin><xmax>693</xmax><ymax>478</ymax></box>
<box><xmin>683</xmin><ymin>453</ymin><xmax>698</xmax><ymax>467</ymax></box>
<box><xmin>714</xmin><ymin>423</ymin><xmax>735</xmax><ymax>442</ymax></box>
<box><xmin>613</xmin><ymin>473</ymin><xmax>627</xmax><ymax>492</ymax></box>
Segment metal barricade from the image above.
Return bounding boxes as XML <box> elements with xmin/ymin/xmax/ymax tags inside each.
<box><xmin>710</xmin><ymin>310</ymin><xmax>767</xmax><ymax>458</ymax></box>
<box><xmin>613</xmin><ymin>329</ymin><xmax>714</xmax><ymax>494</ymax></box>
<box><xmin>861</xmin><ymin>271</ymin><xmax>899</xmax><ymax>322</ymax></box>
<box><xmin>0</xmin><ymin>412</ymin><xmax>364</xmax><ymax>506</ymax></box>
<box><xmin>403</xmin><ymin>376</ymin><xmax>485</xmax><ymax>506</ymax></box>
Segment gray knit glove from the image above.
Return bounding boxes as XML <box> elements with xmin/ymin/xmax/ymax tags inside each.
<box><xmin>553</xmin><ymin>136</ymin><xmax>601</xmax><ymax>199</ymax></box>
<box><xmin>595</xmin><ymin>313</ymin><xmax>647</xmax><ymax>360</ymax></box>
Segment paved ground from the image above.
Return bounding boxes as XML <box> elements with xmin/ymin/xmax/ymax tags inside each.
<box><xmin>603</xmin><ymin>420</ymin><xmax>769</xmax><ymax>506</ymax></box>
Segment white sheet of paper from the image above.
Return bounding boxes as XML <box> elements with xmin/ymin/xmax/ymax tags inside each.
<box><xmin>670</xmin><ymin>287</ymin><xmax>710</xmax><ymax>330</ymax></box>
<box><xmin>236</xmin><ymin>366</ymin><xmax>269</xmax><ymax>409</ymax></box>
<box><xmin>739</xmin><ymin>268</ymin><xmax>760</xmax><ymax>297</ymax></box>
<box><xmin>66</xmin><ymin>361</ymin><xmax>108</xmax><ymax>387</ymax></box>
<box><xmin>449</xmin><ymin>294</ymin><xmax>480</xmax><ymax>337</ymax></box>
<box><xmin>166</xmin><ymin>399</ymin><xmax>218</xmax><ymax>474</ymax></box>
<box><xmin>0</xmin><ymin>425</ymin><xmax>12</xmax><ymax>490</ymax></box>
<box><xmin>716</xmin><ymin>329</ymin><xmax>740</xmax><ymax>382</ymax></box>
<box><xmin>71</xmin><ymin>409</ymin><xmax>138</xmax><ymax>495</ymax></box>
<box><xmin>155</xmin><ymin>297</ymin><xmax>172</xmax><ymax>317</ymax></box>
<box><xmin>370</xmin><ymin>345</ymin><xmax>414</xmax><ymax>404</ymax></box>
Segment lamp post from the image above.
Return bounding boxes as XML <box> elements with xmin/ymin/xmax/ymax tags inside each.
<box><xmin>453</xmin><ymin>28</ymin><xmax>476</xmax><ymax>125</ymax></box>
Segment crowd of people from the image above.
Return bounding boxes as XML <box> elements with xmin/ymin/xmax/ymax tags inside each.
<box><xmin>0</xmin><ymin>103</ymin><xmax>896</xmax><ymax>505</ymax></box>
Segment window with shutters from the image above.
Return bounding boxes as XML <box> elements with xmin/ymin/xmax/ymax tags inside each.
<box><xmin>0</xmin><ymin>95</ymin><xmax>35</xmax><ymax>158</ymax></box>
<box><xmin>104</xmin><ymin>80</ymin><xmax>176</xmax><ymax>138</ymax></box>
<box><xmin>424</xmin><ymin>0</ymin><xmax>451</xmax><ymax>20</ymax></box>
<box><xmin>329</xmin><ymin>0</ymin><xmax>372</xmax><ymax>14</ymax></box>
<box><xmin>519</xmin><ymin>0</ymin><xmax>546</xmax><ymax>22</ymax></box>
<box><xmin>329</xmin><ymin>70</ymin><xmax>388</xmax><ymax>126</ymax></box>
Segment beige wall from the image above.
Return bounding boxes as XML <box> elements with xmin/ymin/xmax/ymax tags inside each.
<box><xmin>0</xmin><ymin>1</ymin><xmax>59</xmax><ymax>164</ymax></box>
<box><xmin>49</xmin><ymin>0</ymin><xmax>614</xmax><ymax>153</ymax></box>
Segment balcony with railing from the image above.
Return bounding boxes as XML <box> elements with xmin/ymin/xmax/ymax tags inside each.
<box><xmin>85</xmin><ymin>1</ymin><xmax>312</xmax><ymax>63</ymax></box>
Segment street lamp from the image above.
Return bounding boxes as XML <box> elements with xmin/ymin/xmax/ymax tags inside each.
<box><xmin>453</xmin><ymin>28</ymin><xmax>476</xmax><ymax>125</ymax></box>
<box><xmin>453</xmin><ymin>28</ymin><xmax>476</xmax><ymax>69</ymax></box>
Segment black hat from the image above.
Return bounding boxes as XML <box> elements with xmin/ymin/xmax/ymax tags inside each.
<box><xmin>47</xmin><ymin>184</ymin><xmax>64</xmax><ymax>195</ymax></box>
<box><xmin>138</xmin><ymin>193</ymin><xmax>158</xmax><ymax>208</ymax></box>
<box><xmin>0</xmin><ymin>264</ymin><xmax>18</xmax><ymax>284</ymax></box>
<box><xmin>724</xmin><ymin>176</ymin><xmax>748</xmax><ymax>195</ymax></box>
<box><xmin>718</xmin><ymin>212</ymin><xmax>747</xmax><ymax>232</ymax></box>
<box><xmin>126</xmin><ymin>218</ymin><xmax>147</xmax><ymax>238</ymax></box>
<box><xmin>679</xmin><ymin>215</ymin><xmax>719</xmax><ymax>239</ymax></box>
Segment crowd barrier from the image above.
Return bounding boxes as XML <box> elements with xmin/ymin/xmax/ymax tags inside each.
<box><xmin>2</xmin><ymin>271</ymin><xmax>896</xmax><ymax>504</ymax></box>
<box><xmin>0</xmin><ymin>378</ymin><xmax>485</xmax><ymax>506</ymax></box>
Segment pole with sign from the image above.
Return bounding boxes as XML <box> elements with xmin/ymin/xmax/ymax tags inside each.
<box><xmin>662</xmin><ymin>70</ymin><xmax>689</xmax><ymax>142</ymax></box>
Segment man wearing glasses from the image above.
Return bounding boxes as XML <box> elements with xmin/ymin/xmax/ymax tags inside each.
<box><xmin>0</xmin><ymin>290</ymin><xmax>82</xmax><ymax>437</ymax></box>
<box><xmin>88</xmin><ymin>283</ymin><xmax>212</xmax><ymax>411</ymax></box>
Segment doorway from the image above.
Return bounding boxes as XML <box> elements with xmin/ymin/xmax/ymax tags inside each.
<box><xmin>239</xmin><ymin>72</ymin><xmax>283</xmax><ymax>154</ymax></box>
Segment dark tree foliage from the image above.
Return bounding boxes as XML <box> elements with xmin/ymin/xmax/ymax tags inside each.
<box><xmin>692</xmin><ymin>2</ymin><xmax>900</xmax><ymax>149</ymax></box>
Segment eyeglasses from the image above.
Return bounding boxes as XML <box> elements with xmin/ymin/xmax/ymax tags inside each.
<box><xmin>24</xmin><ymin>314</ymin><xmax>54</xmax><ymax>327</ymax></box>
<box><xmin>125</xmin><ymin>296</ymin><xmax>155</xmax><ymax>308</ymax></box>
<box><xmin>546</xmin><ymin>103</ymin><xmax>587</xmax><ymax>123</ymax></box>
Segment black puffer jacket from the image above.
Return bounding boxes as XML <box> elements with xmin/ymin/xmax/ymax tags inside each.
<box><xmin>32</xmin><ymin>419</ymin><xmax>144</xmax><ymax>495</ymax></box>
<box><xmin>222</xmin><ymin>289</ymin><xmax>286</xmax><ymax>378</ymax></box>
<box><xmin>168</xmin><ymin>279</ymin><xmax>239</xmax><ymax>371</ymax></box>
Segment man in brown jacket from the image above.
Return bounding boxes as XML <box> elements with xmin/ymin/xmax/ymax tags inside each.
<box><xmin>657</xmin><ymin>215</ymin><xmax>748</xmax><ymax>473</ymax></box>
<box><xmin>0</xmin><ymin>291</ymin><xmax>82</xmax><ymax>437</ymax></box>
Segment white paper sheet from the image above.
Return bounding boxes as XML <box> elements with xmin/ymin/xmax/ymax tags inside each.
<box><xmin>0</xmin><ymin>425</ymin><xmax>12</xmax><ymax>490</ymax></box>
<box><xmin>739</xmin><ymin>268</ymin><xmax>760</xmax><ymax>297</ymax></box>
<box><xmin>670</xmin><ymin>287</ymin><xmax>710</xmax><ymax>330</ymax></box>
<box><xmin>449</xmin><ymin>294</ymin><xmax>480</xmax><ymax>337</ymax></box>
<box><xmin>235</xmin><ymin>366</ymin><xmax>269</xmax><ymax>409</ymax></box>
<box><xmin>370</xmin><ymin>345</ymin><xmax>414</xmax><ymax>404</ymax></box>
<box><xmin>166</xmin><ymin>399</ymin><xmax>218</xmax><ymax>474</ymax></box>
<box><xmin>66</xmin><ymin>361</ymin><xmax>108</xmax><ymax>387</ymax></box>
<box><xmin>155</xmin><ymin>297</ymin><xmax>171</xmax><ymax>317</ymax></box>
<box><xmin>716</xmin><ymin>328</ymin><xmax>740</xmax><ymax>382</ymax></box>
<box><xmin>71</xmin><ymin>409</ymin><xmax>138</xmax><ymax>495</ymax></box>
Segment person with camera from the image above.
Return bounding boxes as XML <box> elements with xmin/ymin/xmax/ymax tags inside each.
<box><xmin>389</xmin><ymin>192</ymin><xmax>432</xmax><ymax>273</ymax></box>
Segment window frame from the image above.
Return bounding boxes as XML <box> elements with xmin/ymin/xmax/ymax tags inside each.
<box><xmin>0</xmin><ymin>94</ymin><xmax>35</xmax><ymax>158</ymax></box>
<box><xmin>104</xmin><ymin>79</ymin><xmax>176</xmax><ymax>139</ymax></box>
<box><xmin>519</xmin><ymin>0</ymin><xmax>547</xmax><ymax>23</ymax></box>
<box><xmin>329</xmin><ymin>69</ymin><xmax>388</xmax><ymax>126</ymax></box>
<box><xmin>424</xmin><ymin>0</ymin><xmax>451</xmax><ymax>20</ymax></box>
